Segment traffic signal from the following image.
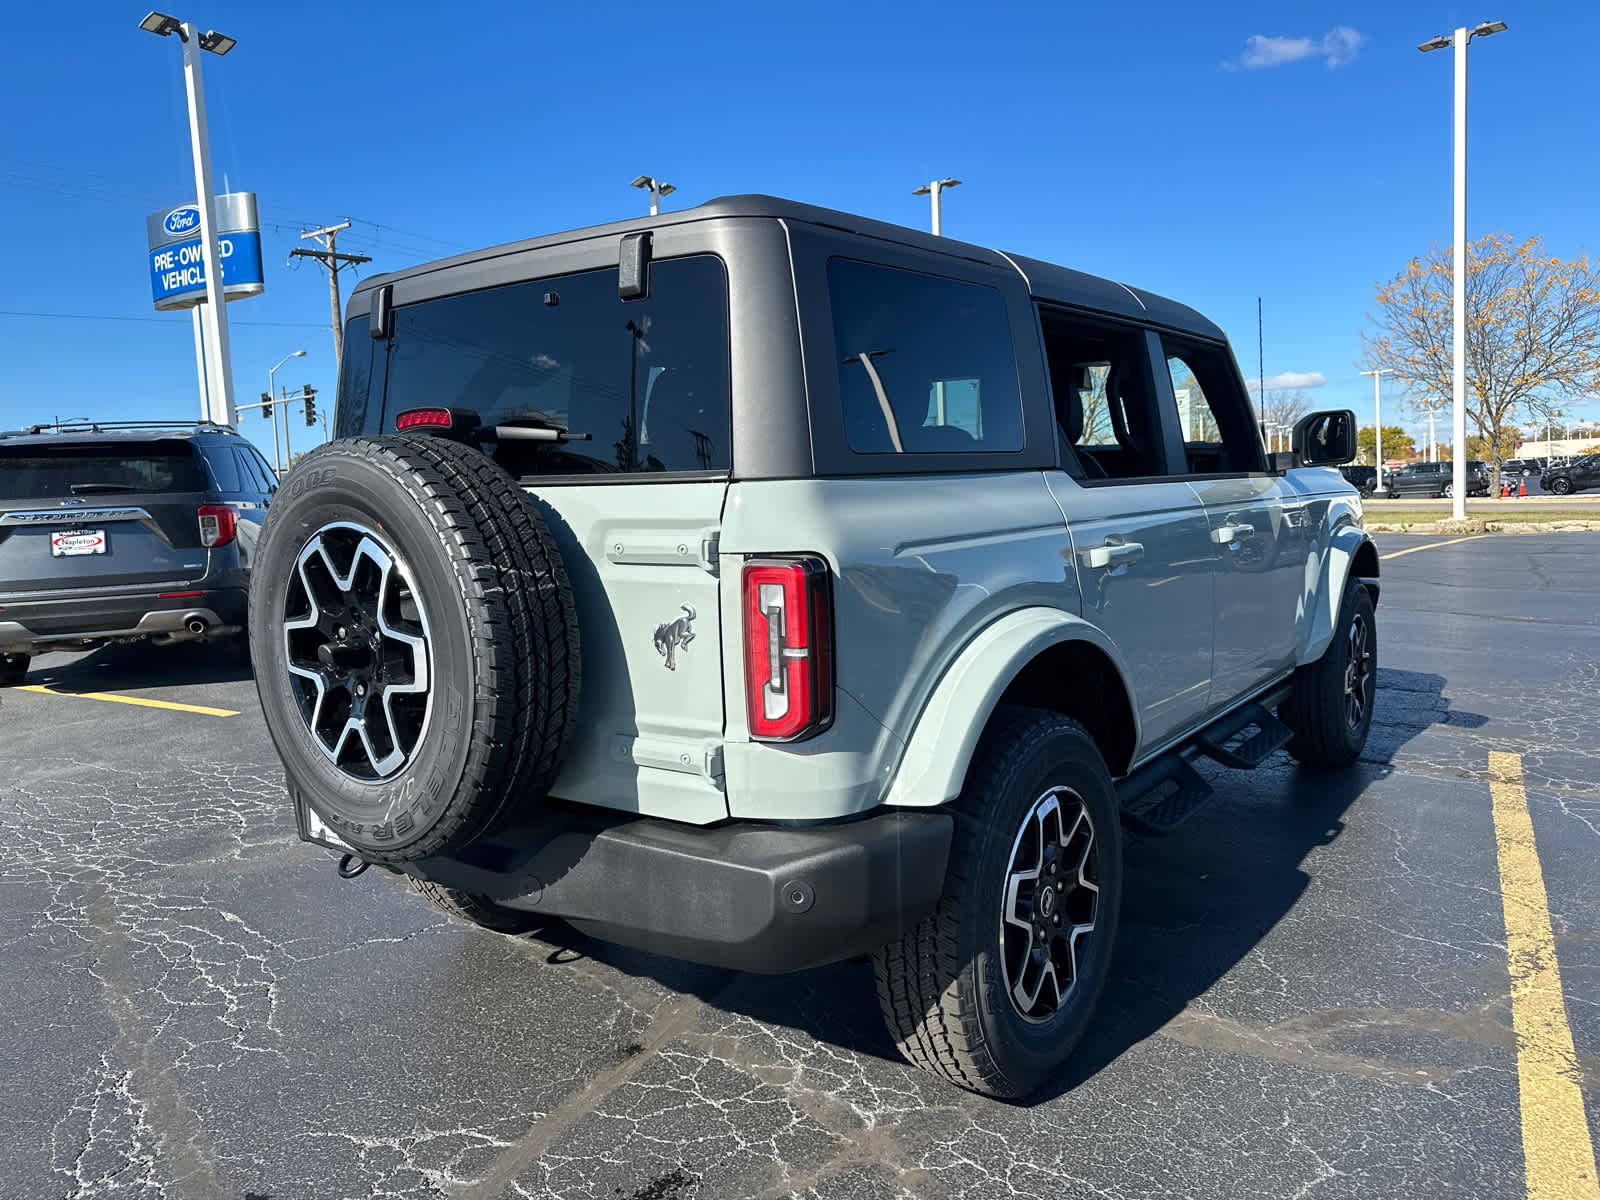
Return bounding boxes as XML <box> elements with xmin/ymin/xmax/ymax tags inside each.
<box><xmin>260</xmin><ymin>391</ymin><xmax>272</xmax><ymax>419</ymax></box>
<box><xmin>303</xmin><ymin>384</ymin><xmax>317</xmax><ymax>427</ymax></box>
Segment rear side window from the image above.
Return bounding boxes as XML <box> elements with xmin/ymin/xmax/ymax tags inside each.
<box><xmin>379</xmin><ymin>256</ymin><xmax>731</xmax><ymax>477</ymax></box>
<box><xmin>204</xmin><ymin>443</ymin><xmax>241</xmax><ymax>493</ymax></box>
<box><xmin>828</xmin><ymin>258</ymin><xmax>1023</xmax><ymax>454</ymax></box>
<box><xmin>0</xmin><ymin>443</ymin><xmax>206</xmax><ymax>501</ymax></box>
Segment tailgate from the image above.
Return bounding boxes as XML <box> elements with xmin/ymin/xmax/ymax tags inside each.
<box><xmin>531</xmin><ymin>480</ymin><xmax>728</xmax><ymax>824</ymax></box>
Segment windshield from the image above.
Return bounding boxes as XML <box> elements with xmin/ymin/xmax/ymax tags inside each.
<box><xmin>0</xmin><ymin>442</ymin><xmax>205</xmax><ymax>501</ymax></box>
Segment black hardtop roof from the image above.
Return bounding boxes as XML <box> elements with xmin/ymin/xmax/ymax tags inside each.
<box><xmin>350</xmin><ymin>194</ymin><xmax>1224</xmax><ymax>340</ymax></box>
<box><xmin>0</xmin><ymin>421</ymin><xmax>236</xmax><ymax>447</ymax></box>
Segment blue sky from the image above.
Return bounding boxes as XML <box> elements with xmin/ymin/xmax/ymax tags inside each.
<box><xmin>2</xmin><ymin>1</ymin><xmax>1595</xmax><ymax>466</ymax></box>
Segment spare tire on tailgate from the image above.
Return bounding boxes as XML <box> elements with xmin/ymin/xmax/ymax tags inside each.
<box><xmin>249</xmin><ymin>435</ymin><xmax>580</xmax><ymax>863</ymax></box>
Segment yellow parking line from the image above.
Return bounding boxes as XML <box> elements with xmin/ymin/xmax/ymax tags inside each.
<box><xmin>1380</xmin><ymin>534</ymin><xmax>1489</xmax><ymax>560</ymax></box>
<box><xmin>1488</xmin><ymin>751</ymin><xmax>1599</xmax><ymax>1200</ymax></box>
<box><xmin>17</xmin><ymin>684</ymin><xmax>237</xmax><ymax>718</ymax></box>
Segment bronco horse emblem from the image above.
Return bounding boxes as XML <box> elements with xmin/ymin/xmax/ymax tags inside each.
<box><xmin>653</xmin><ymin>604</ymin><xmax>696</xmax><ymax>671</ymax></box>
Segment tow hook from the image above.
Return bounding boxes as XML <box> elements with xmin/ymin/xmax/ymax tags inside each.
<box><xmin>337</xmin><ymin>852</ymin><xmax>370</xmax><ymax>879</ymax></box>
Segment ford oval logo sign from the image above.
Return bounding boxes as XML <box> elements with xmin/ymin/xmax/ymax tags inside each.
<box><xmin>163</xmin><ymin>206</ymin><xmax>201</xmax><ymax>236</ymax></box>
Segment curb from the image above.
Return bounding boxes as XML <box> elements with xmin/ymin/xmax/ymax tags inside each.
<box><xmin>1366</xmin><ymin>521</ymin><xmax>1600</xmax><ymax>534</ymax></box>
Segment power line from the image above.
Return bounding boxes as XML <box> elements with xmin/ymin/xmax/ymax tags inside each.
<box><xmin>0</xmin><ymin>309</ymin><xmax>325</xmax><ymax>328</ymax></box>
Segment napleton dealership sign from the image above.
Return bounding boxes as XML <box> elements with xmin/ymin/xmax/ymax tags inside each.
<box><xmin>144</xmin><ymin>192</ymin><xmax>264</xmax><ymax>310</ymax></box>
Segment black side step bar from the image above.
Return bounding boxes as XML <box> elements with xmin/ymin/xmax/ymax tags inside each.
<box><xmin>1192</xmin><ymin>701</ymin><xmax>1293</xmax><ymax>770</ymax></box>
<box><xmin>1116</xmin><ymin>698</ymin><xmax>1295</xmax><ymax>835</ymax></box>
<box><xmin>1117</xmin><ymin>755</ymin><xmax>1214</xmax><ymax>836</ymax></box>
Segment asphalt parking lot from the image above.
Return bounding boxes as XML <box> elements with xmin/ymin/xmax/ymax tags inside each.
<box><xmin>2</xmin><ymin>533</ymin><xmax>1596</xmax><ymax>1200</ymax></box>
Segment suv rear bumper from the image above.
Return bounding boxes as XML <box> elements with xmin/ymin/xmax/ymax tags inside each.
<box><xmin>0</xmin><ymin>586</ymin><xmax>247</xmax><ymax>654</ymax></box>
<box><xmin>390</xmin><ymin>807</ymin><xmax>953</xmax><ymax>974</ymax></box>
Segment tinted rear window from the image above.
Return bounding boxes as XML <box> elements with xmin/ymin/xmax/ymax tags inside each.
<box><xmin>378</xmin><ymin>256</ymin><xmax>731</xmax><ymax>477</ymax></box>
<box><xmin>828</xmin><ymin>258</ymin><xmax>1023</xmax><ymax>455</ymax></box>
<box><xmin>0</xmin><ymin>442</ymin><xmax>206</xmax><ymax>501</ymax></box>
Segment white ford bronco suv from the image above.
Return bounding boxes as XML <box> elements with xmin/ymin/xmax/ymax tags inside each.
<box><xmin>250</xmin><ymin>195</ymin><xmax>1378</xmax><ymax>1099</ymax></box>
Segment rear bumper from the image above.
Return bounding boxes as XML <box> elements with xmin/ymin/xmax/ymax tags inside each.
<box><xmin>0</xmin><ymin>586</ymin><xmax>247</xmax><ymax>654</ymax></box>
<box><xmin>388</xmin><ymin>806</ymin><xmax>953</xmax><ymax>974</ymax></box>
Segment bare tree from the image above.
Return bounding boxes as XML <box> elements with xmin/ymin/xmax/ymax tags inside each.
<box><xmin>1362</xmin><ymin>232</ymin><xmax>1600</xmax><ymax>481</ymax></box>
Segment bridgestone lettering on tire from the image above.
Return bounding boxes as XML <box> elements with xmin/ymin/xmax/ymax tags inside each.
<box><xmin>250</xmin><ymin>435</ymin><xmax>581</xmax><ymax>863</ymax></box>
<box><xmin>873</xmin><ymin>707</ymin><xmax>1123</xmax><ymax>1100</ymax></box>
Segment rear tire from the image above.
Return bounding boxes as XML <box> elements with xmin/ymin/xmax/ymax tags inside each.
<box><xmin>411</xmin><ymin>878</ymin><xmax>542</xmax><ymax>935</ymax></box>
<box><xmin>1280</xmin><ymin>579</ymin><xmax>1377</xmax><ymax>768</ymax></box>
<box><xmin>873</xmin><ymin>707</ymin><xmax>1122</xmax><ymax>1100</ymax></box>
<box><xmin>0</xmin><ymin>652</ymin><xmax>29</xmax><ymax>686</ymax></box>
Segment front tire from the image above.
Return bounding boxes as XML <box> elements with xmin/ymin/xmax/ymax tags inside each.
<box><xmin>874</xmin><ymin>708</ymin><xmax>1123</xmax><ymax>1100</ymax></box>
<box><xmin>1280</xmin><ymin>579</ymin><xmax>1377</xmax><ymax>768</ymax></box>
<box><xmin>1550</xmin><ymin>477</ymin><xmax>1573</xmax><ymax>496</ymax></box>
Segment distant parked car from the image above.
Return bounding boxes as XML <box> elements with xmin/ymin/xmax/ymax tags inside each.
<box><xmin>0</xmin><ymin>421</ymin><xmax>276</xmax><ymax>684</ymax></box>
<box><xmin>1540</xmin><ymin>452</ymin><xmax>1600</xmax><ymax>496</ymax></box>
<box><xmin>1339</xmin><ymin>464</ymin><xmax>1377</xmax><ymax>497</ymax></box>
<box><xmin>1503</xmin><ymin>458</ymin><xmax>1544</xmax><ymax>476</ymax></box>
<box><xmin>1383</xmin><ymin>460</ymin><xmax>1490</xmax><ymax>499</ymax></box>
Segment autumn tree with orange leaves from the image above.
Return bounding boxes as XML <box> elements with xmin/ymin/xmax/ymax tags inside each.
<box><xmin>1362</xmin><ymin>233</ymin><xmax>1600</xmax><ymax>481</ymax></box>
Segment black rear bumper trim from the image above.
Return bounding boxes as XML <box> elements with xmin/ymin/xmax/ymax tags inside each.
<box><xmin>397</xmin><ymin>807</ymin><xmax>953</xmax><ymax>974</ymax></box>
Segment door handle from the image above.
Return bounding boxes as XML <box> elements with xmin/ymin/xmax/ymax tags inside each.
<box><xmin>1212</xmin><ymin>523</ymin><xmax>1255</xmax><ymax>545</ymax></box>
<box><xmin>1080</xmin><ymin>540</ymin><xmax>1144</xmax><ymax>570</ymax></box>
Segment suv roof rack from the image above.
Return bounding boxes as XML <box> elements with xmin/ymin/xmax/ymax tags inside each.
<box><xmin>2</xmin><ymin>420</ymin><xmax>237</xmax><ymax>438</ymax></box>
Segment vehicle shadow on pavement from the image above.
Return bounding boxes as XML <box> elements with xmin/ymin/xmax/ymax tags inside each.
<box><xmin>1039</xmin><ymin>667</ymin><xmax>1487</xmax><ymax>1104</ymax></box>
<box><xmin>25</xmin><ymin>640</ymin><xmax>254</xmax><ymax>692</ymax></box>
<box><xmin>489</xmin><ymin>669</ymin><xmax>1492</xmax><ymax>1101</ymax></box>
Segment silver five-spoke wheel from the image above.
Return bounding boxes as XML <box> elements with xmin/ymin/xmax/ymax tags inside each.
<box><xmin>1000</xmin><ymin>787</ymin><xmax>1099</xmax><ymax>1023</ymax></box>
<box><xmin>283</xmin><ymin>521</ymin><xmax>432</xmax><ymax>780</ymax></box>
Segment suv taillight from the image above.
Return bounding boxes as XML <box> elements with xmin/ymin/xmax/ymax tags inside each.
<box><xmin>198</xmin><ymin>504</ymin><xmax>236</xmax><ymax>548</ymax></box>
<box><xmin>742</xmin><ymin>557</ymin><xmax>833</xmax><ymax>742</ymax></box>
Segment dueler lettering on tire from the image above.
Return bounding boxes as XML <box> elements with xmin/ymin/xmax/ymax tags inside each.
<box><xmin>250</xmin><ymin>436</ymin><xmax>581</xmax><ymax>863</ymax></box>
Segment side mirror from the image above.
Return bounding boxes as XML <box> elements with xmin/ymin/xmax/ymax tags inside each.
<box><xmin>1292</xmin><ymin>410</ymin><xmax>1357</xmax><ymax>466</ymax></box>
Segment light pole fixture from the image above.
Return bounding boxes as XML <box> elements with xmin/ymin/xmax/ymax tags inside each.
<box><xmin>268</xmin><ymin>350</ymin><xmax>306</xmax><ymax>471</ymax></box>
<box><xmin>630</xmin><ymin>175</ymin><xmax>676</xmax><ymax>216</ymax></box>
<box><xmin>1419</xmin><ymin>18</ymin><xmax>1507</xmax><ymax>519</ymax></box>
<box><xmin>912</xmin><ymin>178</ymin><xmax>961</xmax><ymax>236</ymax></box>
<box><xmin>140</xmin><ymin>11</ymin><xmax>241</xmax><ymax>427</ymax></box>
<box><xmin>1361</xmin><ymin>368</ymin><xmax>1397</xmax><ymax>489</ymax></box>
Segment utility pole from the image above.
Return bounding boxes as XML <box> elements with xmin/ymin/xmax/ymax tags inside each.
<box><xmin>1362</xmin><ymin>368</ymin><xmax>1396</xmax><ymax>490</ymax></box>
<box><xmin>290</xmin><ymin>222</ymin><xmax>370</xmax><ymax>371</ymax></box>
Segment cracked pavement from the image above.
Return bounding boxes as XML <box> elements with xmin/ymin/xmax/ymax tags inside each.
<box><xmin>1</xmin><ymin>533</ymin><xmax>1595</xmax><ymax>1199</ymax></box>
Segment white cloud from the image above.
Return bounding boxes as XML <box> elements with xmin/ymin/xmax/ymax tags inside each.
<box><xmin>1231</xmin><ymin>26</ymin><xmax>1364</xmax><ymax>70</ymax></box>
<box><xmin>1245</xmin><ymin>372</ymin><xmax>1328</xmax><ymax>391</ymax></box>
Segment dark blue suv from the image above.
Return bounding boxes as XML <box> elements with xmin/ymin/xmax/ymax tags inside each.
<box><xmin>0</xmin><ymin>422</ymin><xmax>277</xmax><ymax>685</ymax></box>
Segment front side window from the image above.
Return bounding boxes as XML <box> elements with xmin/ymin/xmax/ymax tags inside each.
<box><xmin>381</xmin><ymin>256</ymin><xmax>731</xmax><ymax>477</ymax></box>
<box><xmin>1159</xmin><ymin>339</ymin><xmax>1264</xmax><ymax>475</ymax></box>
<box><xmin>828</xmin><ymin>258</ymin><xmax>1023</xmax><ymax>454</ymax></box>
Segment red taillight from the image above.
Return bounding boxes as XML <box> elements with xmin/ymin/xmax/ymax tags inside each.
<box><xmin>395</xmin><ymin>407</ymin><xmax>453</xmax><ymax>431</ymax></box>
<box><xmin>198</xmin><ymin>504</ymin><xmax>236</xmax><ymax>548</ymax></box>
<box><xmin>742</xmin><ymin>557</ymin><xmax>833</xmax><ymax>742</ymax></box>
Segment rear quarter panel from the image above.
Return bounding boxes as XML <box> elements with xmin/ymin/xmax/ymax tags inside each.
<box><xmin>718</xmin><ymin>472</ymin><xmax>1080</xmax><ymax>820</ymax></box>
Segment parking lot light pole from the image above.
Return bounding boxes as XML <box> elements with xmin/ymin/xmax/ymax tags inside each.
<box><xmin>140</xmin><ymin>12</ymin><xmax>240</xmax><ymax>428</ymax></box>
<box><xmin>1362</xmin><ymin>368</ymin><xmax>1396</xmax><ymax>490</ymax></box>
<box><xmin>630</xmin><ymin>175</ymin><xmax>675</xmax><ymax>216</ymax></box>
<box><xmin>1420</xmin><ymin>19</ymin><xmax>1507</xmax><ymax>519</ymax></box>
<box><xmin>268</xmin><ymin>350</ymin><xmax>305</xmax><ymax>471</ymax></box>
<box><xmin>911</xmin><ymin>178</ymin><xmax>961</xmax><ymax>236</ymax></box>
